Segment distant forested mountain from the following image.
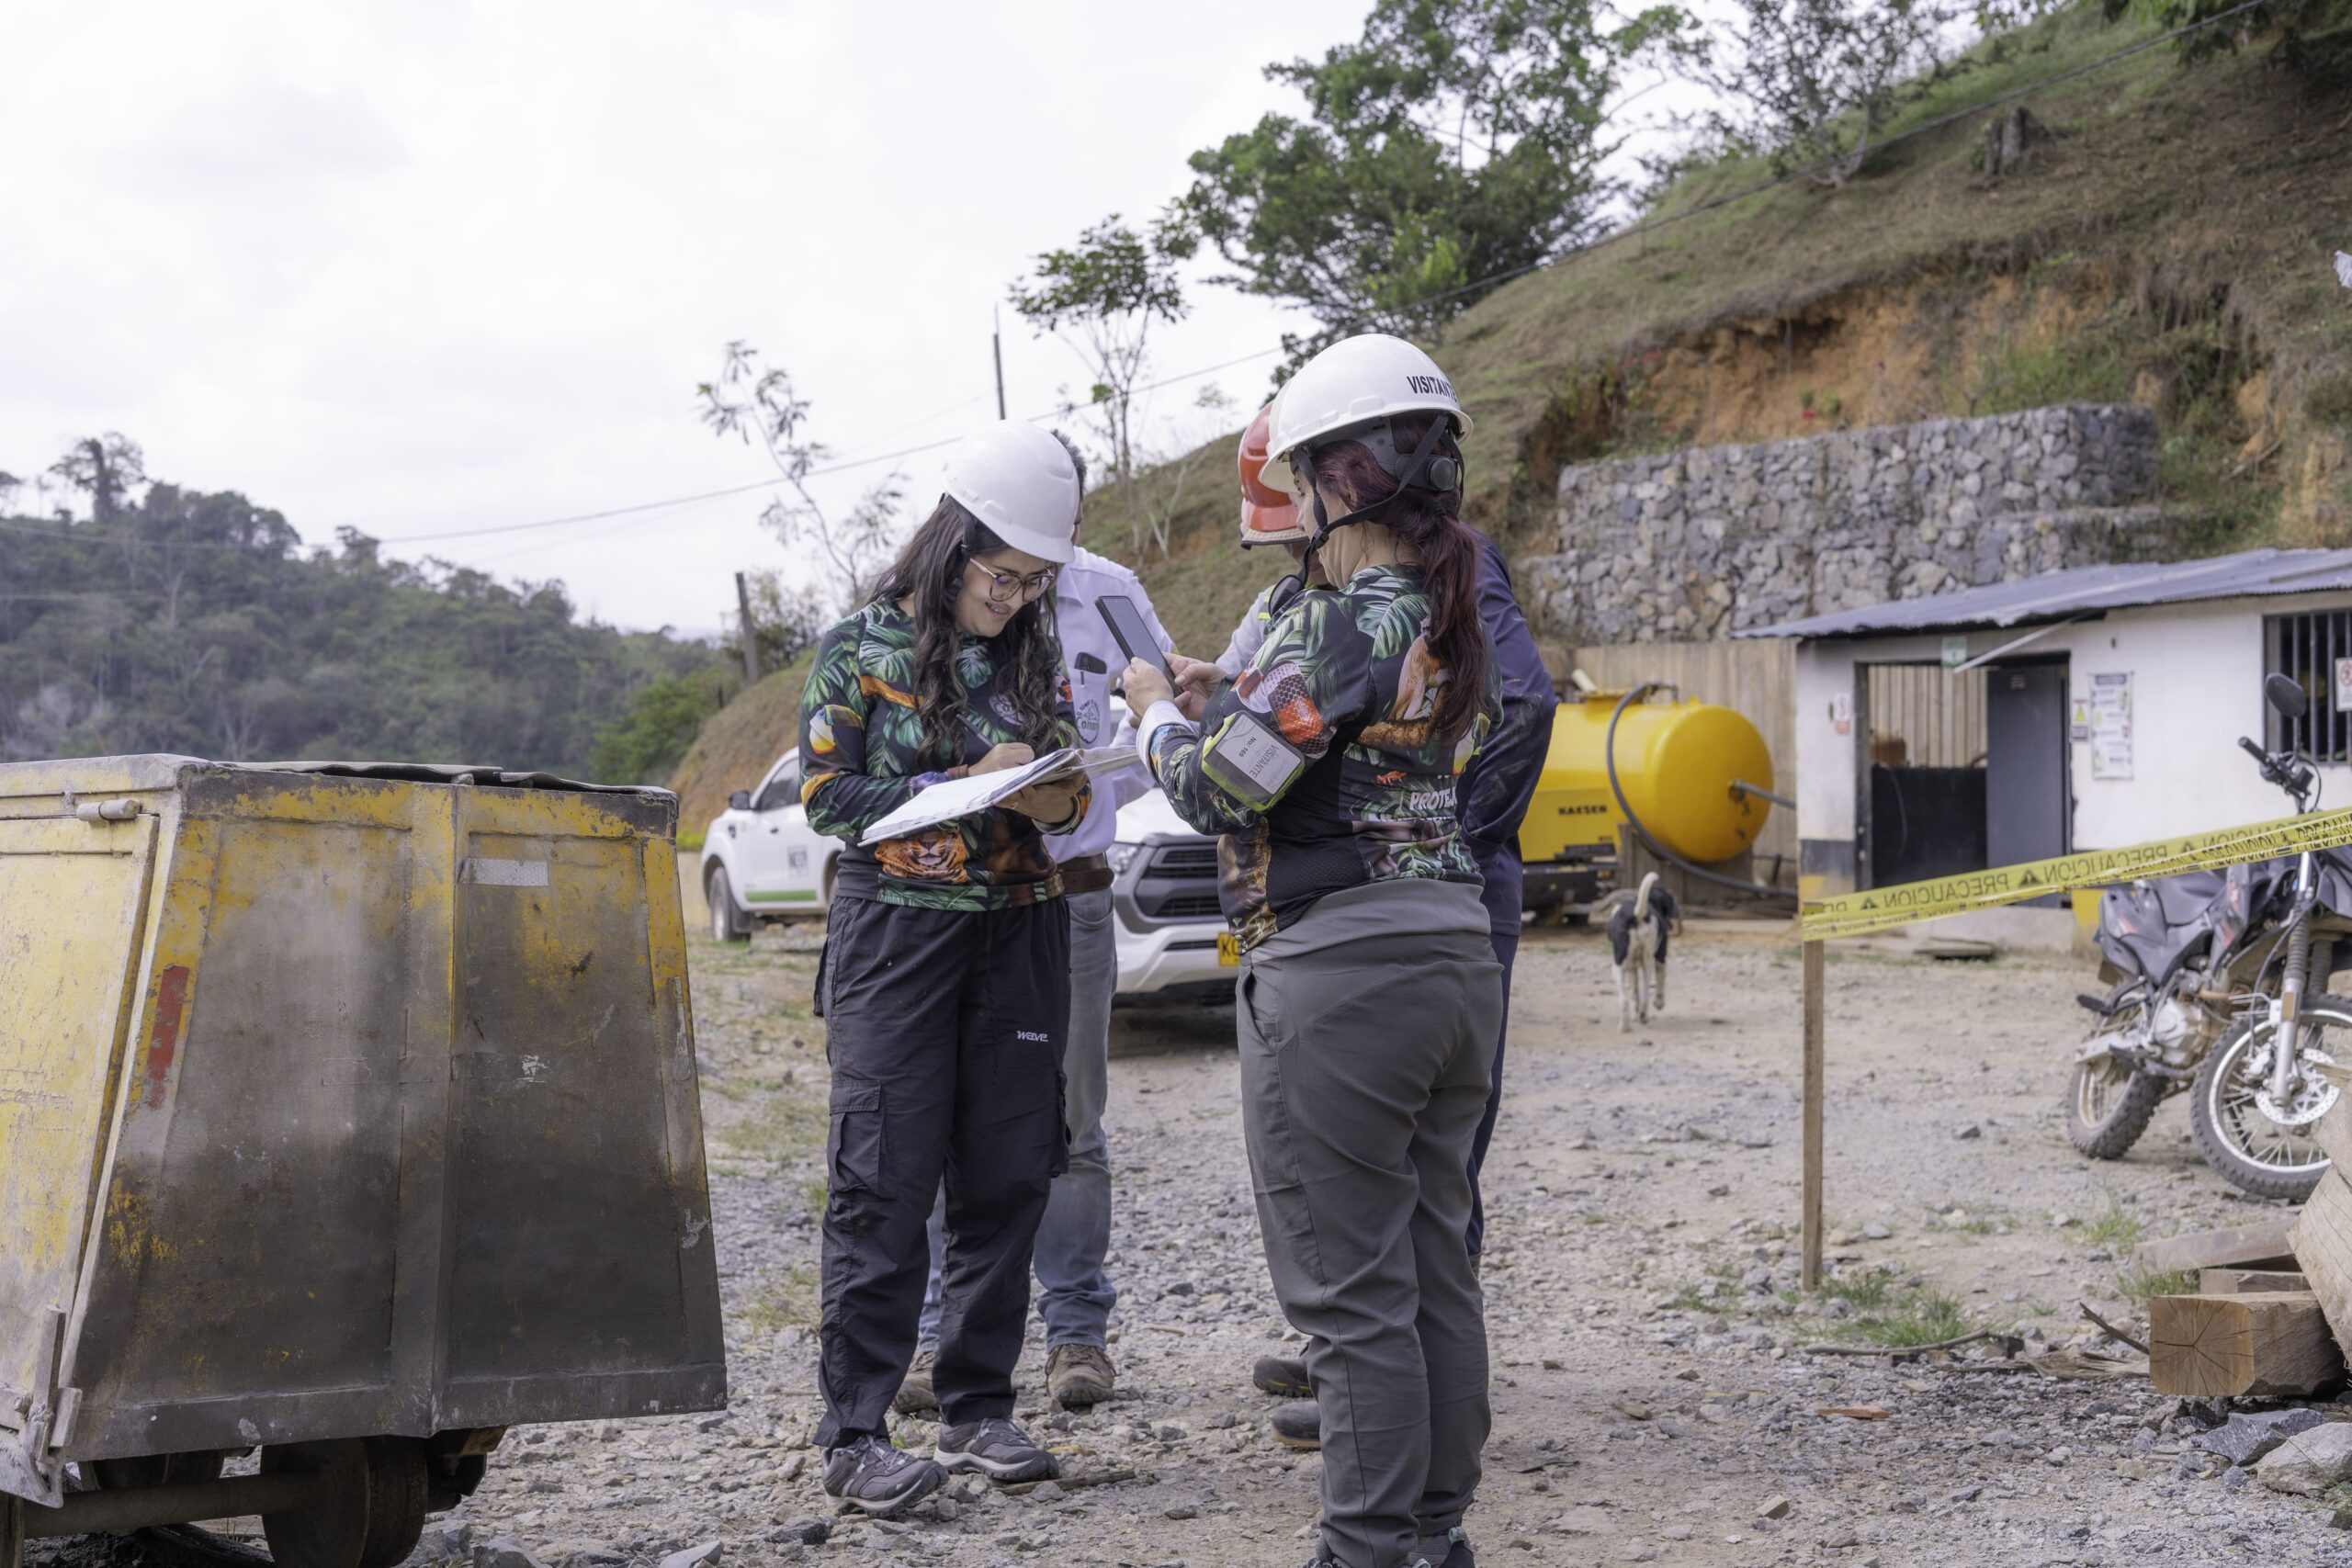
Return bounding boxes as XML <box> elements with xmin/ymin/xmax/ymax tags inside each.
<box><xmin>0</xmin><ymin>437</ymin><xmax>712</xmax><ymax>776</ymax></box>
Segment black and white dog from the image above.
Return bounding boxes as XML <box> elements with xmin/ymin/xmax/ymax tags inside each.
<box><xmin>1606</xmin><ymin>873</ymin><xmax>1683</xmax><ymax>1032</ymax></box>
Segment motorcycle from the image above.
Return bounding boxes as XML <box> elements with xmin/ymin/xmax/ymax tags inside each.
<box><xmin>2066</xmin><ymin>671</ymin><xmax>2352</xmax><ymax>1200</ymax></box>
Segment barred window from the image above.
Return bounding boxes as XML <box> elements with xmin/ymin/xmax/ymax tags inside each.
<box><xmin>2265</xmin><ymin>611</ymin><xmax>2352</xmax><ymax>762</ymax></box>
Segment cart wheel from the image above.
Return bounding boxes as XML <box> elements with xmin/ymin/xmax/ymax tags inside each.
<box><xmin>356</xmin><ymin>1438</ymin><xmax>427</xmax><ymax>1568</ymax></box>
<box><xmin>4</xmin><ymin>1492</ymin><xmax>25</xmax><ymax>1568</ymax></box>
<box><xmin>261</xmin><ymin>1440</ymin><xmax>372</xmax><ymax>1568</ymax></box>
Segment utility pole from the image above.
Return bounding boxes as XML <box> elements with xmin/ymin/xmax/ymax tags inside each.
<box><xmin>734</xmin><ymin>570</ymin><xmax>762</xmax><ymax>685</ymax></box>
<box><xmin>992</xmin><ymin>306</ymin><xmax>1008</xmax><ymax>419</ymax></box>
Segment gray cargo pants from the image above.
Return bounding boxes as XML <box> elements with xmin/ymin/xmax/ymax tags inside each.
<box><xmin>1238</xmin><ymin>915</ymin><xmax>1502</xmax><ymax>1568</ymax></box>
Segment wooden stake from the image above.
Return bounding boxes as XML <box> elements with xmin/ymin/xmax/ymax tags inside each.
<box><xmin>734</xmin><ymin>570</ymin><xmax>763</xmax><ymax>685</ymax></box>
<box><xmin>1802</xmin><ymin>938</ymin><xmax>1825</xmax><ymax>1292</ymax></box>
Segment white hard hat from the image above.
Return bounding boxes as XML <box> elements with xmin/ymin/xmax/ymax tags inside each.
<box><xmin>1263</xmin><ymin>333</ymin><xmax>1472</xmax><ymax>466</ymax></box>
<box><xmin>942</xmin><ymin>422</ymin><xmax>1080</xmax><ymax>564</ymax></box>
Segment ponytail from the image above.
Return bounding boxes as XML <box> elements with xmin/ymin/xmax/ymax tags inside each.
<box><xmin>1306</xmin><ymin>412</ymin><xmax>1488</xmax><ymax>745</ymax></box>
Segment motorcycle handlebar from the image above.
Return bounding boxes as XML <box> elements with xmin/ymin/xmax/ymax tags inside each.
<box><xmin>2240</xmin><ymin>736</ymin><xmax>2268</xmax><ymax>761</ymax></box>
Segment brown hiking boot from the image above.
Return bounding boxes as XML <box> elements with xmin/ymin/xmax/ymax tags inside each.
<box><xmin>1269</xmin><ymin>1399</ymin><xmax>1321</xmax><ymax>1450</ymax></box>
<box><xmin>1046</xmin><ymin>1342</ymin><xmax>1115</xmax><ymax>1406</ymax></box>
<box><xmin>892</xmin><ymin>1348</ymin><xmax>939</xmax><ymax>1415</ymax></box>
<box><xmin>1252</xmin><ymin>1355</ymin><xmax>1311</xmax><ymax>1399</ymax></box>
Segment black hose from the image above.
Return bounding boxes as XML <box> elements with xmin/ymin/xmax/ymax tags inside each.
<box><xmin>1603</xmin><ymin>682</ymin><xmax>1799</xmax><ymax>903</ymax></box>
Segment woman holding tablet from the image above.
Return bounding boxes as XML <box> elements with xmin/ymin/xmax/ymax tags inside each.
<box><xmin>798</xmin><ymin>421</ymin><xmax>1087</xmax><ymax>1516</ymax></box>
<box><xmin>1121</xmin><ymin>335</ymin><xmax>1502</xmax><ymax>1568</ymax></box>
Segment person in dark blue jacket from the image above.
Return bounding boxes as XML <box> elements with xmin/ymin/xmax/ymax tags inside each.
<box><xmin>1453</xmin><ymin>529</ymin><xmax>1560</xmax><ymax>1258</ymax></box>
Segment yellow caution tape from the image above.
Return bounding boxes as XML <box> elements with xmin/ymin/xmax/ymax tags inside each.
<box><xmin>1802</xmin><ymin>806</ymin><xmax>2352</xmax><ymax>942</ymax></box>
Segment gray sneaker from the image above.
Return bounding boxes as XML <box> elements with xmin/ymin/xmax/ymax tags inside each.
<box><xmin>820</xmin><ymin>1435</ymin><xmax>944</xmax><ymax>1517</ymax></box>
<box><xmin>1269</xmin><ymin>1399</ymin><xmax>1321</xmax><ymax>1450</ymax></box>
<box><xmin>933</xmin><ymin>1416</ymin><xmax>1057</xmax><ymax>1482</ymax></box>
<box><xmin>892</xmin><ymin>1348</ymin><xmax>938</xmax><ymax>1415</ymax></box>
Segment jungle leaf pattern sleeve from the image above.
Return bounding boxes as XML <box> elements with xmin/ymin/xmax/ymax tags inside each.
<box><xmin>1148</xmin><ymin>590</ymin><xmax>1370</xmax><ymax>835</ymax></box>
<box><xmin>797</xmin><ymin>617</ymin><xmax>931</xmax><ymax>840</ymax></box>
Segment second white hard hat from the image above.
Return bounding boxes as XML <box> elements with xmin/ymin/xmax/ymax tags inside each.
<box><xmin>1263</xmin><ymin>333</ymin><xmax>1472</xmax><ymax>467</ymax></box>
<box><xmin>943</xmin><ymin>422</ymin><xmax>1081</xmax><ymax>564</ymax></box>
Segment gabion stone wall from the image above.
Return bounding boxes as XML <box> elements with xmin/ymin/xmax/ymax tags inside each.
<box><xmin>1522</xmin><ymin>403</ymin><xmax>2167</xmax><ymax>643</ymax></box>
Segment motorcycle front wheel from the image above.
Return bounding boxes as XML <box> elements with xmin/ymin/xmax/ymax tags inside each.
<box><xmin>2189</xmin><ymin>1000</ymin><xmax>2346</xmax><ymax>1201</ymax></box>
<box><xmin>2065</xmin><ymin>982</ymin><xmax>2168</xmax><ymax>1159</ymax></box>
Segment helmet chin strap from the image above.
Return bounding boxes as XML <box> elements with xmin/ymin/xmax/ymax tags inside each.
<box><xmin>1298</xmin><ymin>417</ymin><xmax>1459</xmax><ymax>556</ymax></box>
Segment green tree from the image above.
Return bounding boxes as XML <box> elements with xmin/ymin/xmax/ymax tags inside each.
<box><xmin>1008</xmin><ymin>212</ymin><xmax>1194</xmax><ymax>558</ymax></box>
<box><xmin>2106</xmin><ymin>0</ymin><xmax>2352</xmax><ymax>79</ymax></box>
<box><xmin>0</xmin><ymin>436</ymin><xmax>711</xmax><ymax>774</ymax></box>
<box><xmin>589</xmin><ymin>666</ymin><xmax>727</xmax><ymax>784</ymax></box>
<box><xmin>1183</xmin><ymin>0</ymin><xmax>1687</xmax><ymax>360</ymax></box>
<box><xmin>695</xmin><ymin>342</ymin><xmax>906</xmax><ymax>608</ymax></box>
<box><xmin>729</xmin><ymin>569</ymin><xmax>826</xmax><ymax>675</ymax></box>
<box><xmin>1671</xmin><ymin>0</ymin><xmax>1962</xmax><ymax>187</ymax></box>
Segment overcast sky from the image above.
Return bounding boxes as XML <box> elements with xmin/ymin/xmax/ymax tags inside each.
<box><xmin>3</xmin><ymin>0</ymin><xmax>1396</xmax><ymax>634</ymax></box>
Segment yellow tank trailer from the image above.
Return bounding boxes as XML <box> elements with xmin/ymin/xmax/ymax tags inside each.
<box><xmin>0</xmin><ymin>755</ymin><xmax>722</xmax><ymax>1568</ymax></box>
<box><xmin>1519</xmin><ymin>691</ymin><xmax>1776</xmax><ymax>917</ymax></box>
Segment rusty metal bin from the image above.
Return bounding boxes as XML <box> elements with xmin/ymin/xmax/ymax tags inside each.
<box><xmin>0</xmin><ymin>756</ymin><xmax>724</xmax><ymax>1568</ymax></box>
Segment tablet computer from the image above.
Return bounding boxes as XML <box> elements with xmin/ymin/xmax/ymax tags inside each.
<box><xmin>1095</xmin><ymin>594</ymin><xmax>1171</xmax><ymax>681</ymax></box>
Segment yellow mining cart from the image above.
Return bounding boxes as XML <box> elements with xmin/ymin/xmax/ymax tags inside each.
<box><xmin>0</xmin><ymin>756</ymin><xmax>723</xmax><ymax>1568</ymax></box>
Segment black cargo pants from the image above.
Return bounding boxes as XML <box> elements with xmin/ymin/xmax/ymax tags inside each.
<box><xmin>812</xmin><ymin>895</ymin><xmax>1070</xmax><ymax>1448</ymax></box>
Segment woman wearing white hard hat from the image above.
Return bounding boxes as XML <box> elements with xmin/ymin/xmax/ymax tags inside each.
<box><xmin>798</xmin><ymin>421</ymin><xmax>1088</xmax><ymax>1516</ymax></box>
<box><xmin>1122</xmin><ymin>334</ymin><xmax>1503</xmax><ymax>1568</ymax></box>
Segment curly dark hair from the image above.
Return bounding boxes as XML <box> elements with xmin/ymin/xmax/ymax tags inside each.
<box><xmin>869</xmin><ymin>496</ymin><xmax>1066</xmax><ymax>765</ymax></box>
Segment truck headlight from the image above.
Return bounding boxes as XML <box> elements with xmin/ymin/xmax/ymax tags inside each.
<box><xmin>1106</xmin><ymin>840</ymin><xmax>1141</xmax><ymax>875</ymax></box>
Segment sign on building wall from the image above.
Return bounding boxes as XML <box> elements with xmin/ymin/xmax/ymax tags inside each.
<box><xmin>2089</xmin><ymin>672</ymin><xmax>2132</xmax><ymax>781</ymax></box>
<box><xmin>2334</xmin><ymin>657</ymin><xmax>2352</xmax><ymax>713</ymax></box>
<box><xmin>1941</xmin><ymin>636</ymin><xmax>1968</xmax><ymax>670</ymax></box>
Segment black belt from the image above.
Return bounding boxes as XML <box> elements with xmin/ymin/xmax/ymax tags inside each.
<box><xmin>1057</xmin><ymin>853</ymin><xmax>1114</xmax><ymax>897</ymax></box>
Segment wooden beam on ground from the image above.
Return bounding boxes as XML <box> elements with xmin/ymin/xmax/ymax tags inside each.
<box><xmin>2202</xmin><ymin>1268</ymin><xmax>2312</xmax><ymax>1294</ymax></box>
<box><xmin>2312</xmin><ymin>1098</ymin><xmax>2352</xmax><ymax>1171</ymax></box>
<box><xmin>1801</xmin><ymin>939</ymin><xmax>1824</xmax><ymax>1292</ymax></box>
<box><xmin>2134</xmin><ymin>1217</ymin><xmax>2300</xmax><ymax>1276</ymax></box>
<box><xmin>2290</xmin><ymin>1168</ymin><xmax>2352</xmax><ymax>1351</ymax></box>
<box><xmin>2148</xmin><ymin>1291</ymin><xmax>2344</xmax><ymax>1398</ymax></box>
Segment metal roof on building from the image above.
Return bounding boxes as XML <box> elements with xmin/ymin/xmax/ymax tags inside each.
<box><xmin>1740</xmin><ymin>547</ymin><xmax>2352</xmax><ymax>640</ymax></box>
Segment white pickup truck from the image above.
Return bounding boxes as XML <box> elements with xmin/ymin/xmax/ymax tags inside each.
<box><xmin>700</xmin><ymin>750</ymin><xmax>1234</xmax><ymax>1003</ymax></box>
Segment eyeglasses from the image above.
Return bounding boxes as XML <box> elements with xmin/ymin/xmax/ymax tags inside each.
<box><xmin>966</xmin><ymin>559</ymin><xmax>1057</xmax><ymax>604</ymax></box>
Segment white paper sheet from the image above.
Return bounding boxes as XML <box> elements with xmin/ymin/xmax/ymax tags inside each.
<box><xmin>858</xmin><ymin>746</ymin><xmax>1145</xmax><ymax>844</ymax></box>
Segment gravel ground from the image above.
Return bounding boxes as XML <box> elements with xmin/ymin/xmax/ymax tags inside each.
<box><xmin>34</xmin><ymin>918</ymin><xmax>2352</xmax><ymax>1567</ymax></box>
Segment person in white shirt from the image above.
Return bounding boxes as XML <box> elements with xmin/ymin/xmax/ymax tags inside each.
<box><xmin>896</xmin><ymin>455</ymin><xmax>1173</xmax><ymax>1414</ymax></box>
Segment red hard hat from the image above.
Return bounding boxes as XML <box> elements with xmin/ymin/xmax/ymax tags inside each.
<box><xmin>1238</xmin><ymin>401</ymin><xmax>1307</xmax><ymax>547</ymax></box>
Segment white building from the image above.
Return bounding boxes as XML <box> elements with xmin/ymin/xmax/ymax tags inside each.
<box><xmin>1746</xmin><ymin>548</ymin><xmax>2352</xmax><ymax>940</ymax></box>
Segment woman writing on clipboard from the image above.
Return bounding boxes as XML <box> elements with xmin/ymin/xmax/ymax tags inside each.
<box><xmin>798</xmin><ymin>422</ymin><xmax>1088</xmax><ymax>1516</ymax></box>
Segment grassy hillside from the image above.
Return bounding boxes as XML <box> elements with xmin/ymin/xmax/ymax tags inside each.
<box><xmin>668</xmin><ymin>653</ymin><xmax>809</xmax><ymax>841</ymax></box>
<box><xmin>677</xmin><ymin>10</ymin><xmax>2352</xmax><ymax>787</ymax></box>
<box><xmin>1082</xmin><ymin>6</ymin><xmax>2352</xmax><ymax>656</ymax></box>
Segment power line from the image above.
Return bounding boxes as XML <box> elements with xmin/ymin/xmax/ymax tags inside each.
<box><xmin>2</xmin><ymin>3</ymin><xmax>2263</xmax><ymax>567</ymax></box>
<box><xmin>368</xmin><ymin>0</ymin><xmax>2266</xmax><ymax>548</ymax></box>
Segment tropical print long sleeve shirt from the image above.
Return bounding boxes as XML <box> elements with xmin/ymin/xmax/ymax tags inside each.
<box><xmin>798</xmin><ymin>600</ymin><xmax>1086</xmax><ymax>911</ymax></box>
<box><xmin>1146</xmin><ymin>562</ymin><xmax>1498</xmax><ymax>950</ymax></box>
